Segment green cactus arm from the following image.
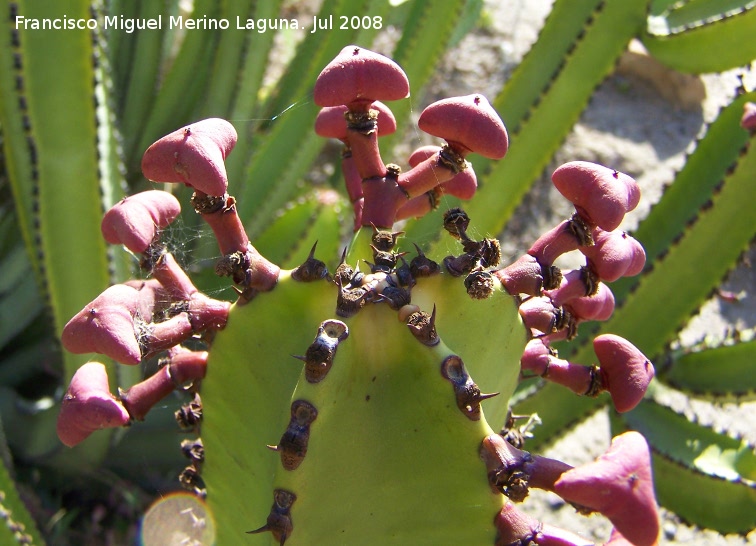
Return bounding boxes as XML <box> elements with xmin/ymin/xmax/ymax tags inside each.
<box><xmin>642</xmin><ymin>1</ymin><xmax>756</xmax><ymax>73</ymax></box>
<box><xmin>199</xmin><ymin>0</ymin><xmax>255</xmax><ymax>118</ymax></box>
<box><xmin>270</xmin><ymin>305</ymin><xmax>503</xmax><ymax>545</ymax></box>
<box><xmin>0</xmin><ymin>0</ymin><xmax>125</xmax><ymax>375</ymax></box>
<box><xmin>650</xmin><ymin>452</ymin><xmax>756</xmax><ymax>534</ymax></box>
<box><xmin>648</xmin><ymin>0</ymin><xmax>678</xmax><ymax>14</ymax></box>
<box><xmin>0</xmin><ymin>3</ymin><xmax>39</xmax><ymax>275</ymax></box>
<box><xmin>345</xmin><ymin>228</ymin><xmax>525</xmax><ymax>418</ymax></box>
<box><xmin>662</xmin><ymin>332</ymin><xmax>756</xmax><ymax>401</ymax></box>
<box><xmin>199</xmin><ymin>277</ymin><xmax>336</xmax><ymax>545</ymax></box>
<box><xmin>446</xmin><ymin>0</ymin><xmax>483</xmax><ymax>48</ymax></box>
<box><xmin>0</xmin><ymin>0</ymin><xmax>138</xmax><ymax>469</ymax></box>
<box><xmin>0</xmin><ymin>422</ymin><xmax>45</xmax><ymax>545</ymax></box>
<box><xmin>103</xmin><ymin>0</ymin><xmax>133</xmax><ymax>91</ymax></box>
<box><xmin>201</xmin><ymin>228</ymin><xmax>525</xmax><ymax>544</ymax></box>
<box><xmin>654</xmin><ymin>0</ymin><xmax>753</xmax><ymax>25</ymax></box>
<box><xmin>407</xmin><ymin>272</ymin><xmax>525</xmax><ymax>429</ymax></box>
<box><xmin>0</xmin><ymin>243</ymin><xmax>43</xmax><ymax>351</ymax></box>
<box><xmin>225</xmin><ymin>0</ymin><xmax>283</xmax><ymax>123</ymax></box>
<box><xmin>106</xmin><ymin>0</ymin><xmax>170</xmax><ymax>99</ymax></box>
<box><xmin>217</xmin><ymin>0</ymin><xmax>283</xmax><ymax>189</ymax></box>
<box><xmin>616</xmin><ymin>396</ymin><xmax>756</xmax><ymax>532</ymax></box>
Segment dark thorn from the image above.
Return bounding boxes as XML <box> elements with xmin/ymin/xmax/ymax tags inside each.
<box><xmin>301</xmin><ymin>320</ymin><xmax>348</xmax><ymax>382</ymax></box>
<box><xmin>336</xmin><ymin>284</ymin><xmax>367</xmax><ymax>318</ymax></box>
<box><xmin>180</xmin><ymin>438</ymin><xmax>205</xmax><ymax>466</ymax></box>
<box><xmin>291</xmin><ymin>242</ymin><xmax>328</xmax><ymax>282</ymax></box>
<box><xmin>443</xmin><ymin>253</ymin><xmax>478</xmax><ymax>277</ymax></box>
<box><xmin>275</xmin><ymin>400</ymin><xmax>317</xmax><ymax>470</ymax></box>
<box><xmin>441</xmin><ymin>355</ymin><xmax>491</xmax><ymax>421</ymax></box>
<box><xmin>175</xmin><ymin>393</ymin><xmax>203</xmax><ymax>431</ymax></box>
<box><xmin>246</xmin><ymin>525</ymin><xmax>269</xmax><ymax>535</ymax></box>
<box><xmin>334</xmin><ymin>258</ymin><xmax>355</xmax><ymax>288</ymax></box>
<box><xmin>409</xmin><ymin>244</ymin><xmax>440</xmax><ymax>277</ymax></box>
<box><xmin>406</xmin><ymin>305</ymin><xmax>439</xmax><ymax>346</ymax></box>
<box><xmin>442</xmin><ymin>207</ymin><xmax>470</xmax><ymax>239</ymax></box>
<box><xmin>178</xmin><ymin>465</ymin><xmax>206</xmax><ymax>498</ymax></box>
<box><xmin>248</xmin><ymin>489</ymin><xmax>296</xmax><ymax>544</ymax></box>
<box><xmin>395</xmin><ymin>258</ymin><xmax>415</xmax><ymax>288</ymax></box>
<box><xmin>376</xmin><ymin>286</ymin><xmax>411</xmax><ymax>310</ymax></box>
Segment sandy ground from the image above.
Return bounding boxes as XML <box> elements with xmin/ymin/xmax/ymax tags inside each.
<box><xmin>425</xmin><ymin>1</ymin><xmax>756</xmax><ymax>544</ymax></box>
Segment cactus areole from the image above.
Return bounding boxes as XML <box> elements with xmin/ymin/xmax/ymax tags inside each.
<box><xmin>57</xmin><ymin>47</ymin><xmax>659</xmax><ymax>545</ymax></box>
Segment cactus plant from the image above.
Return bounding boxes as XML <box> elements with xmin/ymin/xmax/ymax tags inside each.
<box><xmin>57</xmin><ymin>48</ymin><xmax>664</xmax><ymax>543</ymax></box>
<box><xmin>1</xmin><ymin>0</ymin><xmax>755</xmax><ymax>544</ymax></box>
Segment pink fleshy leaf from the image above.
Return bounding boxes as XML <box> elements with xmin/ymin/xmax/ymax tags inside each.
<box><xmin>594</xmin><ymin>334</ymin><xmax>655</xmax><ymax>413</ymax></box>
<box><xmin>555</xmin><ymin>431</ymin><xmax>660</xmax><ymax>546</ymax></box>
<box><xmin>407</xmin><ymin>145</ymin><xmax>478</xmax><ymax>200</ymax></box>
<box><xmin>552</xmin><ymin>162</ymin><xmax>640</xmax><ymax>231</ymax></box>
<box><xmin>56</xmin><ymin>362</ymin><xmax>130</xmax><ymax>447</ymax></box>
<box><xmin>101</xmin><ymin>190</ymin><xmax>181</xmax><ymax>253</ymax></box>
<box><xmin>314</xmin><ymin>101</ymin><xmax>397</xmax><ymax>140</ymax></box>
<box><xmin>62</xmin><ymin>284</ymin><xmax>142</xmax><ymax>365</ymax></box>
<box><xmin>141</xmin><ymin>118</ymin><xmax>237</xmax><ymax>196</ymax></box>
<box><xmin>313</xmin><ymin>45</ymin><xmax>409</xmax><ymax>108</ymax></box>
<box><xmin>563</xmin><ymin>282</ymin><xmax>616</xmax><ymax>322</ymax></box>
<box><xmin>418</xmin><ymin>94</ymin><xmax>509</xmax><ymax>159</ymax></box>
<box><xmin>581</xmin><ymin>228</ymin><xmax>646</xmax><ymax>282</ymax></box>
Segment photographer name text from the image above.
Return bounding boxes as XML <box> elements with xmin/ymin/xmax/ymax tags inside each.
<box><xmin>14</xmin><ymin>14</ymin><xmax>384</xmax><ymax>34</ymax></box>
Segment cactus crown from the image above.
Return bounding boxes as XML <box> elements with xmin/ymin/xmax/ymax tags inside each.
<box><xmin>56</xmin><ymin>45</ymin><xmax>660</xmax><ymax>545</ymax></box>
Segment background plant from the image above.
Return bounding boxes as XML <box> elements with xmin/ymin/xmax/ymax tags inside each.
<box><xmin>0</xmin><ymin>0</ymin><xmax>755</xmax><ymax>544</ymax></box>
